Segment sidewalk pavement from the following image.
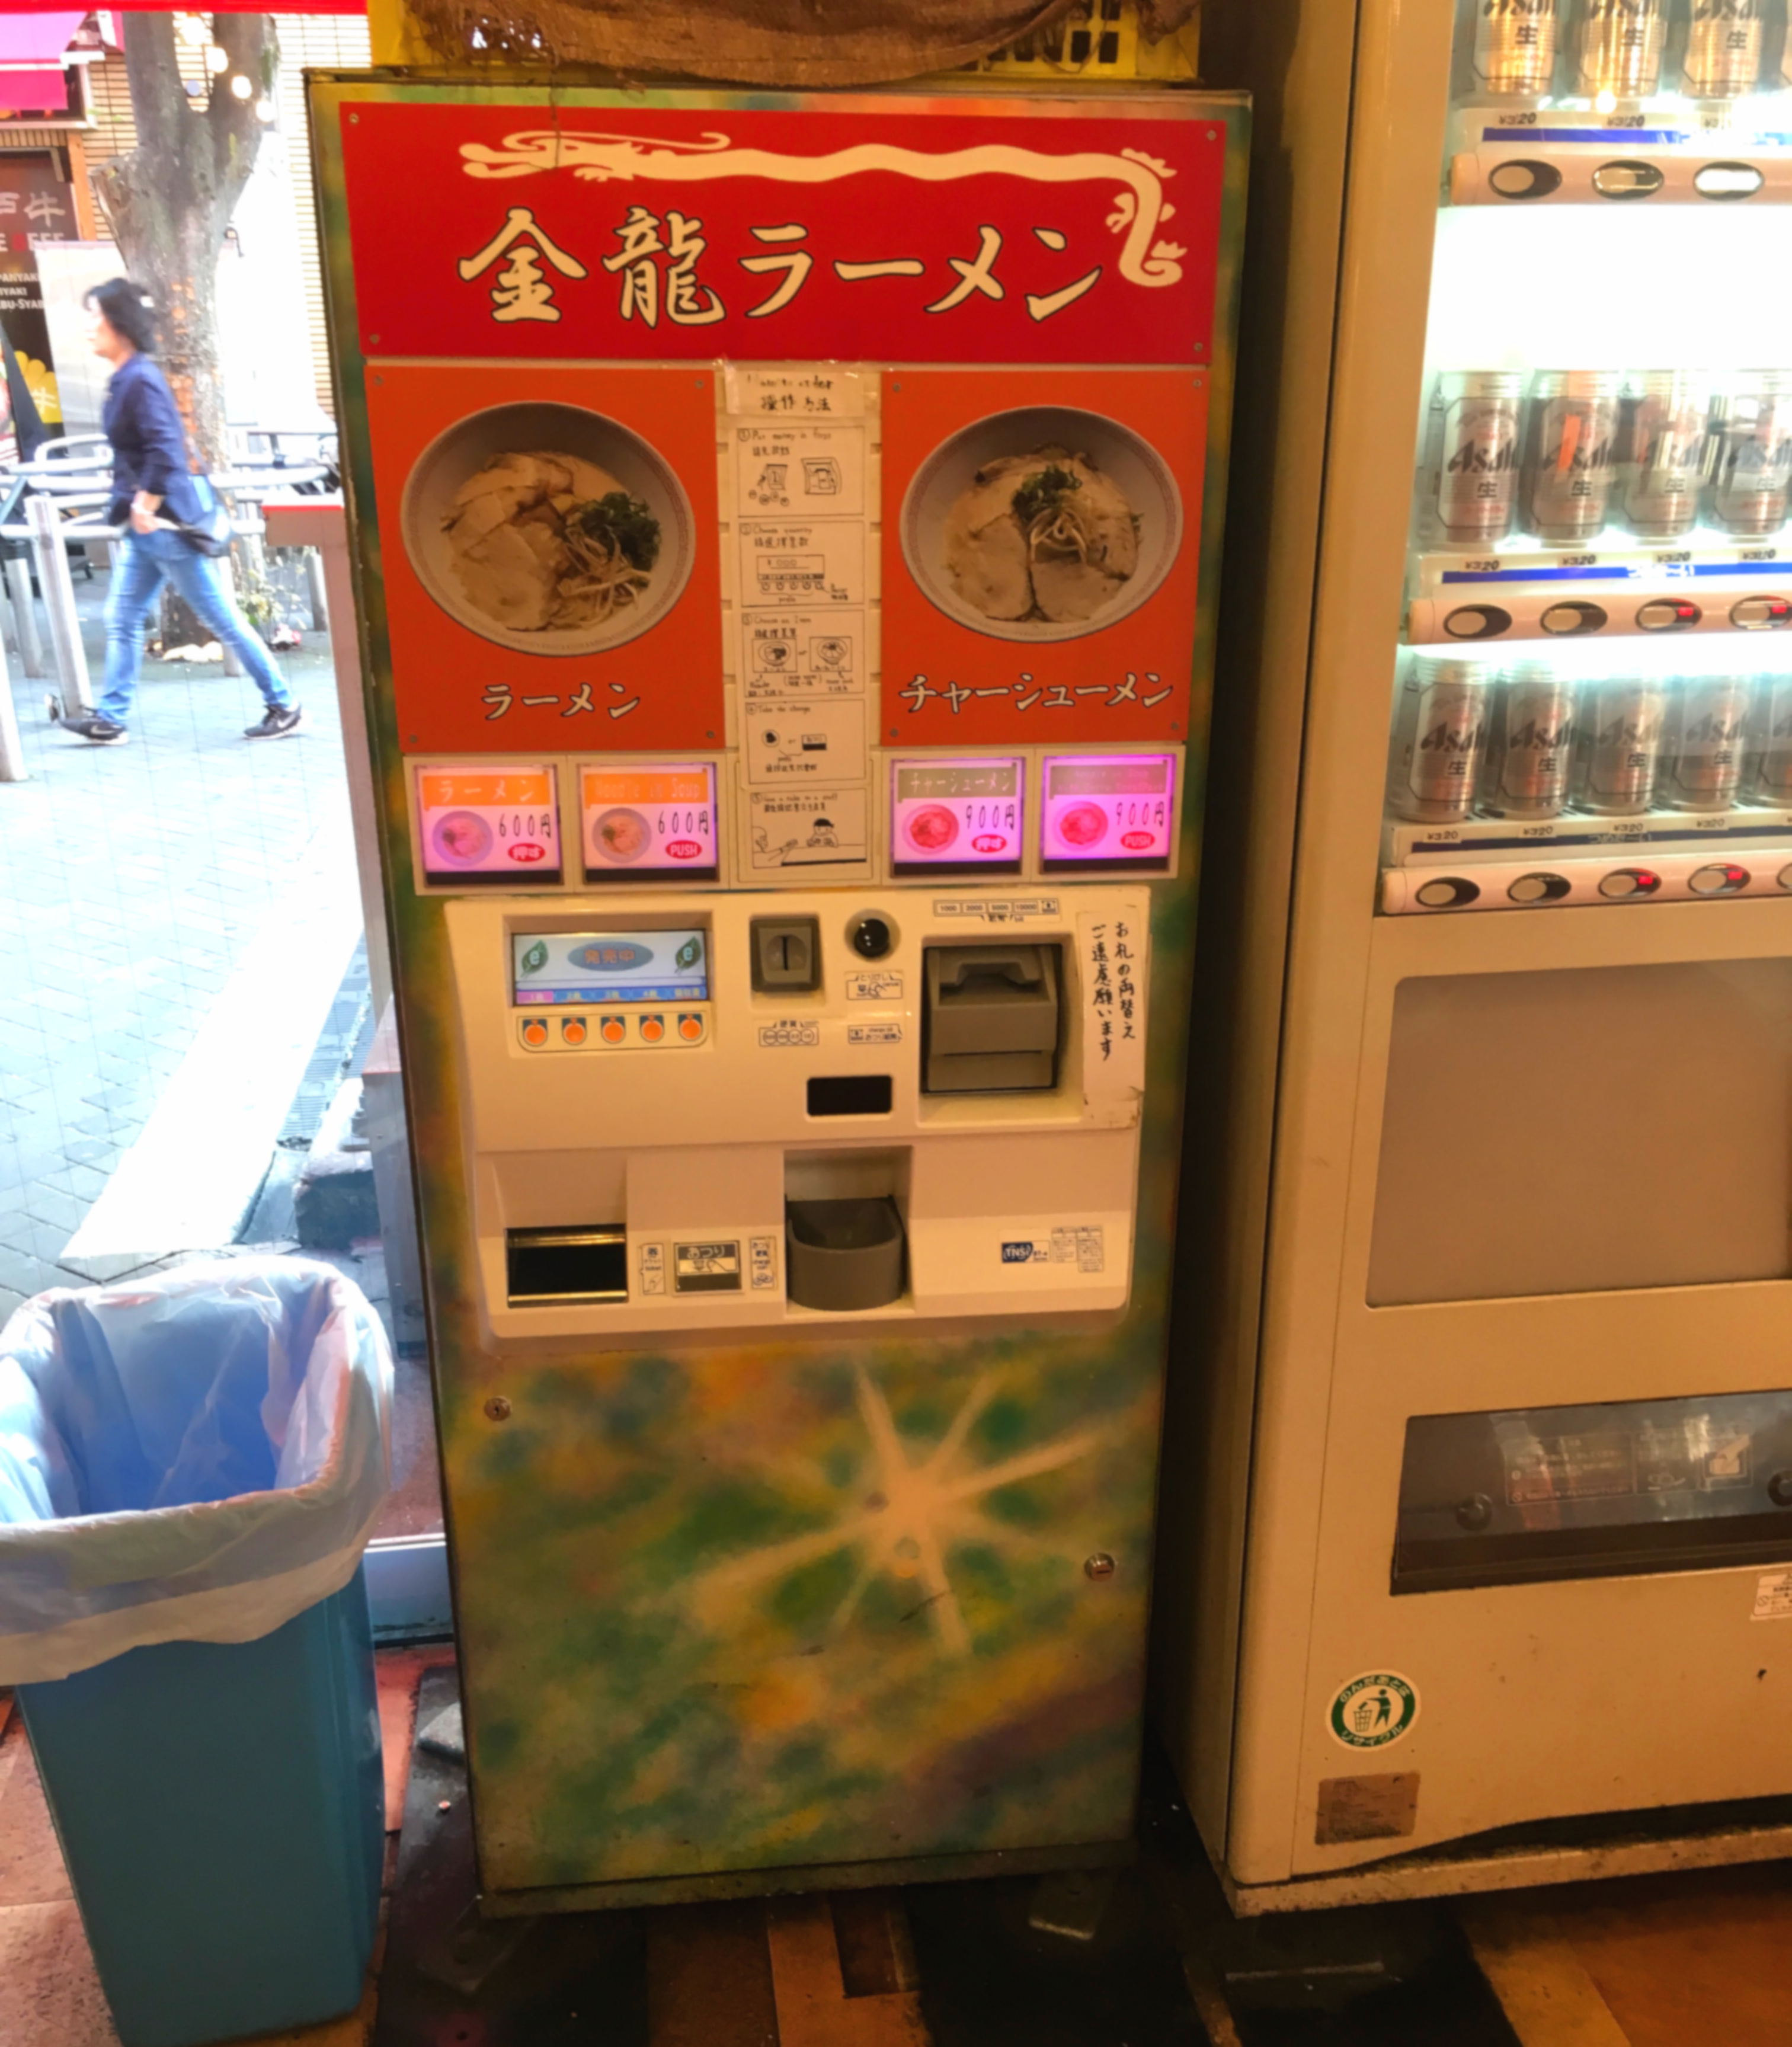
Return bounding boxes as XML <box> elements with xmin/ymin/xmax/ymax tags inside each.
<box><xmin>0</xmin><ymin>565</ymin><xmax>356</xmax><ymax>1321</ymax></box>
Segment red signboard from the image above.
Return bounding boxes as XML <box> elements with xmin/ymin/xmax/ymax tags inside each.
<box><xmin>340</xmin><ymin>100</ymin><xmax>1227</xmax><ymax>367</ymax></box>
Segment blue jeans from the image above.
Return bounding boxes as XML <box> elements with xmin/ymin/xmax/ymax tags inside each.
<box><xmin>98</xmin><ymin>527</ymin><xmax>293</xmax><ymax>725</ymax></box>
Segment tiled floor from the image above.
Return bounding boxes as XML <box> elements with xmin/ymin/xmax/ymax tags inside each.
<box><xmin>0</xmin><ymin>567</ymin><xmax>352</xmax><ymax>1319</ymax></box>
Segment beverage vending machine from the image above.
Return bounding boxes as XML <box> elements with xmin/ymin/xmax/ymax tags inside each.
<box><xmin>1161</xmin><ymin>0</ymin><xmax>1792</xmax><ymax>1909</ymax></box>
<box><xmin>312</xmin><ymin>72</ymin><xmax>1244</xmax><ymax>1909</ymax></box>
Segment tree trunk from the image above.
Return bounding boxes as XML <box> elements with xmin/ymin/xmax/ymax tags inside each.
<box><xmin>91</xmin><ymin>14</ymin><xmax>275</xmax><ymax>648</ymax></box>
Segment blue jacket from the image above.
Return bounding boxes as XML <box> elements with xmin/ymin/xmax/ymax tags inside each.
<box><xmin>103</xmin><ymin>352</ymin><xmax>204</xmax><ymax>527</ymax></box>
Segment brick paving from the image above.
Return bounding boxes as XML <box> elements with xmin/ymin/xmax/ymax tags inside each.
<box><xmin>0</xmin><ymin>565</ymin><xmax>356</xmax><ymax>1321</ymax></box>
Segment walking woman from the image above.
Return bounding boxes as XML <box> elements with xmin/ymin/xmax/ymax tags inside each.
<box><xmin>56</xmin><ymin>278</ymin><xmax>300</xmax><ymax>746</ymax></box>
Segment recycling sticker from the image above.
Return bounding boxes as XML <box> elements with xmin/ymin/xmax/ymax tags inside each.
<box><xmin>1328</xmin><ymin>1672</ymin><xmax>1420</xmax><ymax>1751</ymax></box>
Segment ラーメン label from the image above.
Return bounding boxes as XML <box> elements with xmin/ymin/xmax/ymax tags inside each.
<box><xmin>1327</xmin><ymin>1672</ymin><xmax>1420</xmax><ymax>1751</ymax></box>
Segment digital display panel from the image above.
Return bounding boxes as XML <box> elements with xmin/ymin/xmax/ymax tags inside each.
<box><xmin>889</xmin><ymin>756</ymin><xmax>1024</xmax><ymax>870</ymax></box>
<box><xmin>417</xmin><ymin>766</ymin><xmax>559</xmax><ymax>883</ymax></box>
<box><xmin>580</xmin><ymin>765</ymin><xmax>718</xmax><ymax>878</ymax></box>
<box><xmin>1040</xmin><ymin>753</ymin><xmax>1176</xmax><ymax>867</ymax></box>
<box><xmin>512</xmin><ymin>929</ymin><xmax>709</xmax><ymax>1006</ymax></box>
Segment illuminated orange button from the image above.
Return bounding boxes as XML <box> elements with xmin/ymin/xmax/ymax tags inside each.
<box><xmin>678</xmin><ymin>1013</ymin><xmax>704</xmax><ymax>1042</ymax></box>
<box><xmin>601</xmin><ymin>1016</ymin><xmax>628</xmax><ymax>1044</ymax></box>
<box><xmin>639</xmin><ymin>1015</ymin><xmax>665</xmax><ymax>1043</ymax></box>
<box><xmin>562</xmin><ymin>1018</ymin><xmax>587</xmax><ymax>1046</ymax></box>
<box><xmin>520</xmin><ymin>1018</ymin><xmax>548</xmax><ymax>1048</ymax></box>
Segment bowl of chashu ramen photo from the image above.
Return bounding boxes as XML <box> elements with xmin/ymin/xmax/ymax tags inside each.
<box><xmin>402</xmin><ymin>401</ymin><xmax>697</xmax><ymax>656</ymax></box>
<box><xmin>900</xmin><ymin>406</ymin><xmax>1183</xmax><ymax>644</ymax></box>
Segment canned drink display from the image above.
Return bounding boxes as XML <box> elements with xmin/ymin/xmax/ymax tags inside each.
<box><xmin>1683</xmin><ymin>0</ymin><xmax>1765</xmax><ymax>97</ymax></box>
<box><xmin>1481</xmin><ymin>663</ymin><xmax>1578</xmax><ymax>818</ymax></box>
<box><xmin>1707</xmin><ymin>372</ymin><xmax>1792</xmax><ymax>537</ymax></box>
<box><xmin>1388</xmin><ymin>655</ymin><xmax>1494</xmax><ymax>822</ymax></box>
<box><xmin>1472</xmin><ymin>0</ymin><xmax>1561</xmax><ymax>93</ymax></box>
<box><xmin>1575</xmin><ymin>675</ymin><xmax>1669</xmax><ymax>815</ymax></box>
<box><xmin>1522</xmin><ymin>370</ymin><xmax>1621</xmax><ymax>544</ymax></box>
<box><xmin>1657</xmin><ymin>675</ymin><xmax>1753</xmax><ymax>813</ymax></box>
<box><xmin>1620</xmin><ymin>371</ymin><xmax>1710</xmax><ymax>539</ymax></box>
<box><xmin>1753</xmin><ymin>675</ymin><xmax>1792</xmax><ymax>801</ymax></box>
<box><xmin>1428</xmin><ymin>370</ymin><xmax>1526</xmax><ymax>543</ymax></box>
<box><xmin>1572</xmin><ymin>0</ymin><xmax>1666</xmax><ymax>96</ymax></box>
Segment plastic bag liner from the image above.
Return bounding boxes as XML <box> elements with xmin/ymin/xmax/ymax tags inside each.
<box><xmin>0</xmin><ymin>1257</ymin><xmax>393</xmax><ymax>1685</ymax></box>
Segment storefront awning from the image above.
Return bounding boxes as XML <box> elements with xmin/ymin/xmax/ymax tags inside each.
<box><xmin>0</xmin><ymin>12</ymin><xmax>87</xmax><ymax>111</ymax></box>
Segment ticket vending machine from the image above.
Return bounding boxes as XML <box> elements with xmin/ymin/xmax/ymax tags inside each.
<box><xmin>315</xmin><ymin>77</ymin><xmax>1244</xmax><ymax>1909</ymax></box>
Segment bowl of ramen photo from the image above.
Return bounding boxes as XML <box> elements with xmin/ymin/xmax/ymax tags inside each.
<box><xmin>900</xmin><ymin>407</ymin><xmax>1183</xmax><ymax>644</ymax></box>
<box><xmin>402</xmin><ymin>402</ymin><xmax>696</xmax><ymax>657</ymax></box>
<box><xmin>590</xmin><ymin>808</ymin><xmax>652</xmax><ymax>864</ymax></box>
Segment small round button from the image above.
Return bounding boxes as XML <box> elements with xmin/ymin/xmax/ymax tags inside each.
<box><xmin>601</xmin><ymin>1017</ymin><xmax>627</xmax><ymax>1044</ymax></box>
<box><xmin>1414</xmin><ymin>876</ymin><xmax>1480</xmax><ymax>909</ymax></box>
<box><xmin>679</xmin><ymin>1013</ymin><xmax>704</xmax><ymax>1042</ymax></box>
<box><xmin>1689</xmin><ymin>862</ymin><xmax>1749</xmax><ymax>897</ymax></box>
<box><xmin>521</xmin><ymin>1018</ymin><xmax>548</xmax><ymax>1047</ymax></box>
<box><xmin>1777</xmin><ymin>864</ymin><xmax>1792</xmax><ymax>893</ymax></box>
<box><xmin>1508</xmin><ymin>872</ymin><xmax>1570</xmax><ymax>905</ymax></box>
<box><xmin>849</xmin><ymin>913</ymin><xmax>895</xmax><ymax>960</ymax></box>
<box><xmin>1599</xmin><ymin>866</ymin><xmax>1661</xmax><ymax>899</ymax></box>
<box><xmin>639</xmin><ymin>1015</ymin><xmax>665</xmax><ymax>1043</ymax></box>
<box><xmin>1769</xmin><ymin>1470</ymin><xmax>1792</xmax><ymax>1508</ymax></box>
<box><xmin>1455</xmin><ymin>1494</ymin><xmax>1495</xmax><ymax>1532</ymax></box>
<box><xmin>562</xmin><ymin>1018</ymin><xmax>587</xmax><ymax>1046</ymax></box>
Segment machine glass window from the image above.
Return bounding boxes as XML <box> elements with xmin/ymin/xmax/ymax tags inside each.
<box><xmin>1395</xmin><ymin>1392</ymin><xmax>1792</xmax><ymax>1594</ymax></box>
<box><xmin>511</xmin><ymin>929</ymin><xmax>709</xmax><ymax>1007</ymax></box>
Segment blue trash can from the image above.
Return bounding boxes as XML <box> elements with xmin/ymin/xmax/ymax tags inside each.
<box><xmin>18</xmin><ymin>1572</ymin><xmax>385</xmax><ymax>2047</ymax></box>
<box><xmin>0</xmin><ymin>1258</ymin><xmax>394</xmax><ymax>2047</ymax></box>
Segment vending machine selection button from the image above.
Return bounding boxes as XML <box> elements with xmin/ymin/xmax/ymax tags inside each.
<box><xmin>678</xmin><ymin>1013</ymin><xmax>706</xmax><ymax>1042</ymax></box>
<box><xmin>1540</xmin><ymin>600</ymin><xmax>1608</xmax><ymax>637</ymax></box>
<box><xmin>639</xmin><ymin>1015</ymin><xmax>665</xmax><ymax>1043</ymax></box>
<box><xmin>1689</xmin><ymin>862</ymin><xmax>1750</xmax><ymax>897</ymax></box>
<box><xmin>600</xmin><ymin>1016</ymin><xmax>628</xmax><ymax>1044</ymax></box>
<box><xmin>1637</xmin><ymin>597</ymin><xmax>1701</xmax><ymax>632</ymax></box>
<box><xmin>1413</xmin><ymin>877</ymin><xmax>1480</xmax><ymax>909</ymax></box>
<box><xmin>561</xmin><ymin>1017</ymin><xmax>587</xmax><ymax>1046</ymax></box>
<box><xmin>520</xmin><ymin>1017</ymin><xmax>549</xmax><ymax>1048</ymax></box>
<box><xmin>1598</xmin><ymin>867</ymin><xmax>1661</xmax><ymax>900</ymax></box>
<box><xmin>1507</xmin><ymin>872</ymin><xmax>1571</xmax><ymax>904</ymax></box>
<box><xmin>1443</xmin><ymin>603</ymin><xmax>1512</xmax><ymax>641</ymax></box>
<box><xmin>1732</xmin><ymin>596</ymin><xmax>1792</xmax><ymax>631</ymax></box>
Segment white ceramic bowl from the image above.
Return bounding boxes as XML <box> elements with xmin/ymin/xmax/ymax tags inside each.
<box><xmin>898</xmin><ymin>405</ymin><xmax>1184</xmax><ymax>645</ymax></box>
<box><xmin>401</xmin><ymin>401</ymin><xmax>696</xmax><ymax>657</ymax></box>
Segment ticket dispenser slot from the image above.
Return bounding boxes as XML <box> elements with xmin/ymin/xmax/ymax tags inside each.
<box><xmin>923</xmin><ymin>944</ymin><xmax>1061</xmax><ymax>1093</ymax></box>
<box><xmin>506</xmin><ymin>1226</ymin><xmax>629</xmax><ymax>1306</ymax></box>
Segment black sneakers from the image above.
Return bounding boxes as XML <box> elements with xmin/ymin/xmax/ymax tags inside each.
<box><xmin>245</xmin><ymin>705</ymin><xmax>304</xmax><ymax>740</ymax></box>
<box><xmin>60</xmin><ymin>714</ymin><xmax>128</xmax><ymax>745</ymax></box>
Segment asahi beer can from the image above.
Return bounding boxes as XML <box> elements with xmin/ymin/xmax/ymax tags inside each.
<box><xmin>1658</xmin><ymin>675</ymin><xmax>1753</xmax><ymax>812</ymax></box>
<box><xmin>1575</xmin><ymin>675</ymin><xmax>1669</xmax><ymax>814</ymax></box>
<box><xmin>1473</xmin><ymin>0</ymin><xmax>1561</xmax><ymax>94</ymax></box>
<box><xmin>1389</xmin><ymin>655</ymin><xmax>1494</xmax><ymax>822</ymax></box>
<box><xmin>1684</xmin><ymin>0</ymin><xmax>1765</xmax><ymax>97</ymax></box>
<box><xmin>1522</xmin><ymin>370</ymin><xmax>1621</xmax><ymax>545</ymax></box>
<box><xmin>1428</xmin><ymin>371</ymin><xmax>1526</xmax><ymax>544</ymax></box>
<box><xmin>1481</xmin><ymin>663</ymin><xmax>1577</xmax><ymax>818</ymax></box>
<box><xmin>1753</xmin><ymin>675</ymin><xmax>1792</xmax><ymax>801</ymax></box>
<box><xmin>1572</xmin><ymin>0</ymin><xmax>1666</xmax><ymax>96</ymax></box>
<box><xmin>1707</xmin><ymin>372</ymin><xmax>1792</xmax><ymax>537</ymax></box>
<box><xmin>1621</xmin><ymin>371</ymin><xmax>1710</xmax><ymax>540</ymax></box>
